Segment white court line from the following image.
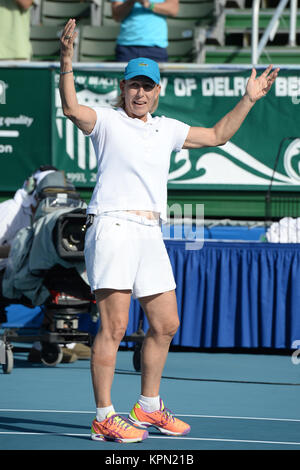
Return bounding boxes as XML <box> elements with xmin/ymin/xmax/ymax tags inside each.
<box><xmin>0</xmin><ymin>409</ymin><xmax>93</xmax><ymax>414</ymax></box>
<box><xmin>1</xmin><ymin>410</ymin><xmax>300</xmax><ymax>446</ymax></box>
<box><xmin>1</xmin><ymin>431</ymin><xmax>300</xmax><ymax>446</ymax></box>
<box><xmin>1</xmin><ymin>409</ymin><xmax>300</xmax><ymax>423</ymax></box>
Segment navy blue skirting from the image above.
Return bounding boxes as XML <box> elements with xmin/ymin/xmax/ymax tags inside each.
<box><xmin>128</xmin><ymin>241</ymin><xmax>300</xmax><ymax>349</ymax></box>
<box><xmin>4</xmin><ymin>241</ymin><xmax>300</xmax><ymax>350</ymax></box>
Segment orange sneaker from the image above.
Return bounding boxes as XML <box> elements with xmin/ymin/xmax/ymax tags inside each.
<box><xmin>128</xmin><ymin>399</ymin><xmax>191</xmax><ymax>436</ymax></box>
<box><xmin>91</xmin><ymin>412</ymin><xmax>149</xmax><ymax>443</ymax></box>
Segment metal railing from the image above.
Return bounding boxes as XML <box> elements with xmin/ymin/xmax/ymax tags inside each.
<box><xmin>252</xmin><ymin>0</ymin><xmax>298</xmax><ymax>65</ymax></box>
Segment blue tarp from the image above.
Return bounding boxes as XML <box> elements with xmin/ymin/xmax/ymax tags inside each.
<box><xmin>3</xmin><ymin>305</ymin><xmax>44</xmax><ymax>329</ymax></box>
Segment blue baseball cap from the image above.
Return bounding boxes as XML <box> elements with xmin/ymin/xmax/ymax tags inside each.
<box><xmin>124</xmin><ymin>57</ymin><xmax>160</xmax><ymax>84</ymax></box>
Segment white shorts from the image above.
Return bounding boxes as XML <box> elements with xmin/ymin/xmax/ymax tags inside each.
<box><xmin>84</xmin><ymin>211</ymin><xmax>176</xmax><ymax>299</ymax></box>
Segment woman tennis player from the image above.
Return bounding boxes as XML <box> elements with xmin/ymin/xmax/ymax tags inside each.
<box><xmin>59</xmin><ymin>18</ymin><xmax>279</xmax><ymax>443</ymax></box>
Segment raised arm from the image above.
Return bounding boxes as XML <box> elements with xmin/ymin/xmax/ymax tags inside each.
<box><xmin>183</xmin><ymin>65</ymin><xmax>280</xmax><ymax>149</ymax></box>
<box><xmin>112</xmin><ymin>0</ymin><xmax>178</xmax><ymax>22</ymax></box>
<box><xmin>139</xmin><ymin>0</ymin><xmax>179</xmax><ymax>16</ymax></box>
<box><xmin>111</xmin><ymin>0</ymin><xmax>136</xmax><ymax>22</ymax></box>
<box><xmin>59</xmin><ymin>19</ymin><xmax>97</xmax><ymax>134</ymax></box>
<box><xmin>14</xmin><ymin>0</ymin><xmax>33</xmax><ymax>10</ymax></box>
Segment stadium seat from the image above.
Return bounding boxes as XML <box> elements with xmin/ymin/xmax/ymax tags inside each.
<box><xmin>224</xmin><ymin>7</ymin><xmax>300</xmax><ymax>48</ymax></box>
<box><xmin>102</xmin><ymin>1</ymin><xmax>118</xmax><ymax>25</ymax></box>
<box><xmin>225</xmin><ymin>7</ymin><xmax>300</xmax><ymax>33</ymax></box>
<box><xmin>30</xmin><ymin>25</ymin><xmax>62</xmax><ymax>61</ymax></box>
<box><xmin>224</xmin><ymin>0</ymin><xmax>245</xmax><ymax>7</ymax></box>
<box><xmin>41</xmin><ymin>0</ymin><xmax>93</xmax><ymax>26</ymax></box>
<box><xmin>199</xmin><ymin>3</ymin><xmax>300</xmax><ymax>64</ymax></box>
<box><xmin>167</xmin><ymin>25</ymin><xmax>195</xmax><ymax>62</ymax></box>
<box><xmin>203</xmin><ymin>45</ymin><xmax>300</xmax><ymax>64</ymax></box>
<box><xmin>79</xmin><ymin>25</ymin><xmax>119</xmax><ymax>61</ymax></box>
<box><xmin>167</xmin><ymin>1</ymin><xmax>215</xmax><ymax>27</ymax></box>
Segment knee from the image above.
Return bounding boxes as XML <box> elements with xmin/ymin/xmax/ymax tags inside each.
<box><xmin>151</xmin><ymin>318</ymin><xmax>180</xmax><ymax>339</ymax></box>
<box><xmin>110</xmin><ymin>325</ymin><xmax>127</xmax><ymax>343</ymax></box>
<box><xmin>92</xmin><ymin>322</ymin><xmax>127</xmax><ymax>356</ymax></box>
<box><xmin>167</xmin><ymin>319</ymin><xmax>180</xmax><ymax>338</ymax></box>
<box><xmin>102</xmin><ymin>322</ymin><xmax>127</xmax><ymax>344</ymax></box>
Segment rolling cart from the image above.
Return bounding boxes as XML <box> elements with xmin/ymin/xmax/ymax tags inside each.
<box><xmin>0</xmin><ymin>292</ymin><xmax>94</xmax><ymax>373</ymax></box>
<box><xmin>1</xmin><ymin>290</ymin><xmax>145</xmax><ymax>374</ymax></box>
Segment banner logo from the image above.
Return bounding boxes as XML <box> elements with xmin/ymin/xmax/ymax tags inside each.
<box><xmin>168</xmin><ymin>141</ymin><xmax>300</xmax><ymax>187</ymax></box>
<box><xmin>283</xmin><ymin>138</ymin><xmax>300</xmax><ymax>181</ymax></box>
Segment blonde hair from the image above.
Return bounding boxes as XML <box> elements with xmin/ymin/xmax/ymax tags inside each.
<box><xmin>114</xmin><ymin>80</ymin><xmax>160</xmax><ymax>114</ymax></box>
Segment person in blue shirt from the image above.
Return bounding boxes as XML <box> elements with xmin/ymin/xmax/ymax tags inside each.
<box><xmin>111</xmin><ymin>0</ymin><xmax>179</xmax><ymax>62</ymax></box>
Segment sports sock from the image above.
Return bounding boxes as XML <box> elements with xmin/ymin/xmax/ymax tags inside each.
<box><xmin>96</xmin><ymin>405</ymin><xmax>115</xmax><ymax>422</ymax></box>
<box><xmin>138</xmin><ymin>395</ymin><xmax>160</xmax><ymax>412</ymax></box>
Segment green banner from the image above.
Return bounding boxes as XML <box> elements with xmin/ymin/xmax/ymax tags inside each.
<box><xmin>1</xmin><ymin>66</ymin><xmax>299</xmax><ymax>193</ymax></box>
<box><xmin>52</xmin><ymin>68</ymin><xmax>300</xmax><ymax>191</ymax></box>
<box><xmin>0</xmin><ymin>68</ymin><xmax>52</xmax><ymax>191</ymax></box>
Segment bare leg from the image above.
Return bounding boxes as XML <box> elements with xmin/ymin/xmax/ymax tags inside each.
<box><xmin>91</xmin><ymin>289</ymin><xmax>132</xmax><ymax>408</ymax></box>
<box><xmin>138</xmin><ymin>290</ymin><xmax>179</xmax><ymax>397</ymax></box>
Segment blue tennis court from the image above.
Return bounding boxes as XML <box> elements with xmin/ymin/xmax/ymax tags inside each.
<box><xmin>1</xmin><ymin>346</ymin><xmax>300</xmax><ymax>451</ymax></box>
<box><xmin>2</xmin><ymin>230</ymin><xmax>300</xmax><ymax>454</ymax></box>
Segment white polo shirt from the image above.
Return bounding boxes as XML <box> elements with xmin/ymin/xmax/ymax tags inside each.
<box><xmin>86</xmin><ymin>107</ymin><xmax>190</xmax><ymax>222</ymax></box>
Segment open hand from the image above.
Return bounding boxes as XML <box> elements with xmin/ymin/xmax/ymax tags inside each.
<box><xmin>246</xmin><ymin>64</ymin><xmax>280</xmax><ymax>103</ymax></box>
<box><xmin>60</xmin><ymin>18</ymin><xmax>78</xmax><ymax>59</ymax></box>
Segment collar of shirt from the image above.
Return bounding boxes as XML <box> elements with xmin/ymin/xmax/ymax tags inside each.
<box><xmin>116</xmin><ymin>107</ymin><xmax>153</xmax><ymax>125</ymax></box>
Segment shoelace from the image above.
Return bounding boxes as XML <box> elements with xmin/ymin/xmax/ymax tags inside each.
<box><xmin>160</xmin><ymin>407</ymin><xmax>176</xmax><ymax>425</ymax></box>
<box><xmin>107</xmin><ymin>414</ymin><xmax>132</xmax><ymax>431</ymax></box>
